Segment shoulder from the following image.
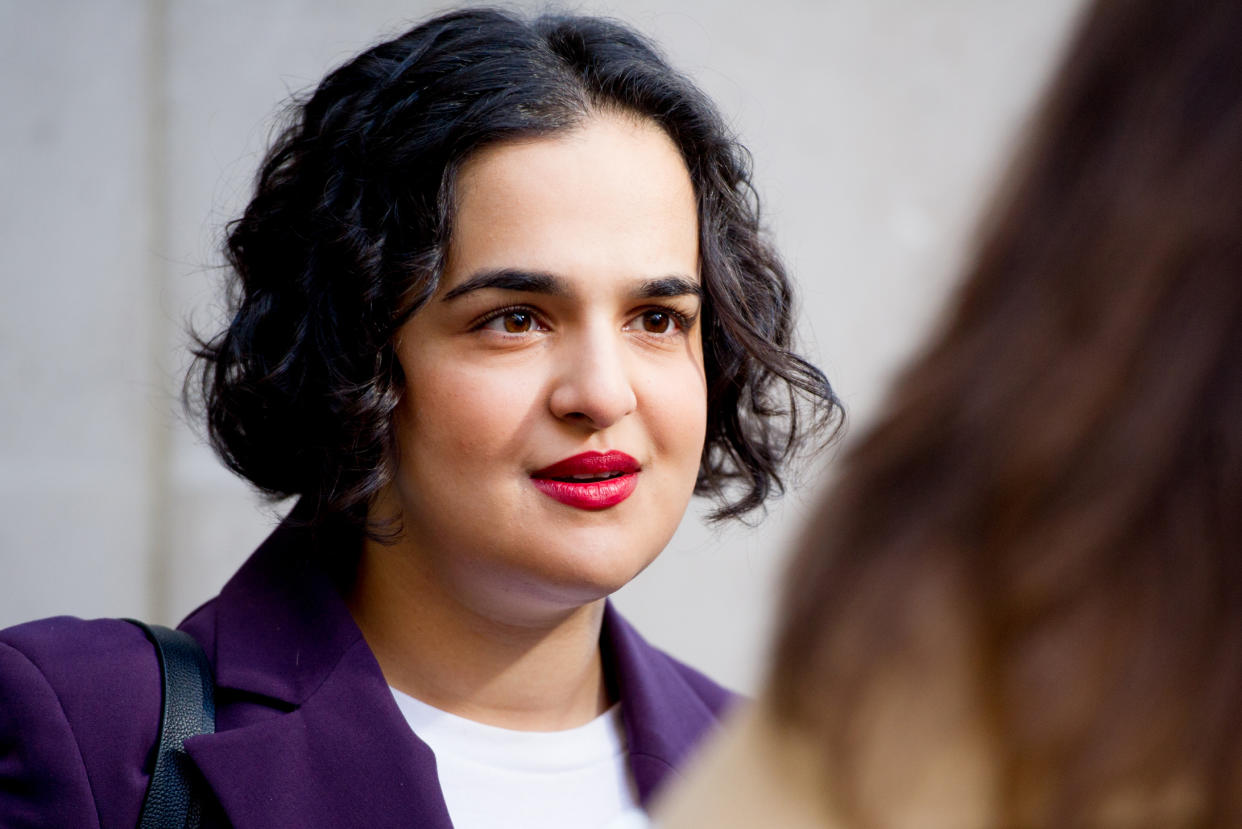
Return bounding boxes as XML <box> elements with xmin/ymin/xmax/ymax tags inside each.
<box><xmin>0</xmin><ymin>617</ymin><xmax>161</xmax><ymax>829</ymax></box>
<box><xmin>0</xmin><ymin>616</ymin><xmax>162</xmax><ymax>726</ymax></box>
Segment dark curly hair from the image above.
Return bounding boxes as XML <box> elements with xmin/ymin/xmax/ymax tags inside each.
<box><xmin>190</xmin><ymin>7</ymin><xmax>841</xmax><ymax>530</ymax></box>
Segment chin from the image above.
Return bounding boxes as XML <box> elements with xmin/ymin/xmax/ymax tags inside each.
<box><xmin>523</xmin><ymin>540</ymin><xmax>661</xmax><ymax>606</ymax></box>
<box><xmin>557</xmin><ymin>556</ymin><xmax>656</xmax><ymax>598</ymax></box>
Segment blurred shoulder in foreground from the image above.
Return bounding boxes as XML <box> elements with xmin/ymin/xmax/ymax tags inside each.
<box><xmin>656</xmin><ymin>0</ymin><xmax>1242</xmax><ymax>824</ymax></box>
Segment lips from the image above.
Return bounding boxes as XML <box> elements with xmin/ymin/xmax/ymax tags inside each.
<box><xmin>530</xmin><ymin>451</ymin><xmax>640</xmax><ymax>510</ymax></box>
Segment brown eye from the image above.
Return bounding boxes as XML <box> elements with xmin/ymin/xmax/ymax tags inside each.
<box><xmin>479</xmin><ymin>308</ymin><xmax>544</xmax><ymax>335</ymax></box>
<box><xmin>641</xmin><ymin>311</ymin><xmax>675</xmax><ymax>334</ymax></box>
<box><xmin>503</xmin><ymin>311</ymin><xmax>534</xmax><ymax>333</ymax></box>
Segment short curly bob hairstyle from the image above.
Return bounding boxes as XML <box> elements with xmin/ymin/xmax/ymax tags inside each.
<box><xmin>190</xmin><ymin>7</ymin><xmax>842</xmax><ymax>530</ymax></box>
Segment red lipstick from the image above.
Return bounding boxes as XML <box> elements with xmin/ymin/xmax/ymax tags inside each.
<box><xmin>530</xmin><ymin>451</ymin><xmax>640</xmax><ymax>510</ymax></box>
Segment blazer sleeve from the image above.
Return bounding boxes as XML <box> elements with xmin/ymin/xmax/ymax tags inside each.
<box><xmin>0</xmin><ymin>617</ymin><xmax>161</xmax><ymax>829</ymax></box>
<box><xmin>0</xmin><ymin>640</ymin><xmax>100</xmax><ymax>828</ymax></box>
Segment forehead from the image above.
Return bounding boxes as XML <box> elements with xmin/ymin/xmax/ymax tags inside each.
<box><xmin>443</xmin><ymin>113</ymin><xmax>700</xmax><ymax>291</ymax></box>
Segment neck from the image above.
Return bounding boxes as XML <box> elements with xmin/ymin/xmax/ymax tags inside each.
<box><xmin>348</xmin><ymin>534</ymin><xmax>611</xmax><ymax>732</ymax></box>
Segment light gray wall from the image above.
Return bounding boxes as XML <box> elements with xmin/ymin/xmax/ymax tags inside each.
<box><xmin>0</xmin><ymin>0</ymin><xmax>1084</xmax><ymax>693</ymax></box>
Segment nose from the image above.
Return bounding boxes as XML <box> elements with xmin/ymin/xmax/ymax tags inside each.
<box><xmin>548</xmin><ymin>329</ymin><xmax>638</xmax><ymax>430</ymax></box>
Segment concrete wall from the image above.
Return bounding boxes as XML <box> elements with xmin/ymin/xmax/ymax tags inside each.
<box><xmin>0</xmin><ymin>0</ymin><xmax>1085</xmax><ymax>693</ymax></box>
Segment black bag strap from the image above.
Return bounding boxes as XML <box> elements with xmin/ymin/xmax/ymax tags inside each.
<box><xmin>124</xmin><ymin>619</ymin><xmax>217</xmax><ymax>829</ymax></box>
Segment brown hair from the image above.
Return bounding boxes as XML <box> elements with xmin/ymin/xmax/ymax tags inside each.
<box><xmin>769</xmin><ymin>0</ymin><xmax>1242</xmax><ymax>825</ymax></box>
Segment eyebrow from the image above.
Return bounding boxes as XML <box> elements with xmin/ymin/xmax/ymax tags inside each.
<box><xmin>441</xmin><ymin>269</ymin><xmax>565</xmax><ymax>301</ymax></box>
<box><xmin>441</xmin><ymin>269</ymin><xmax>702</xmax><ymax>302</ymax></box>
<box><xmin>634</xmin><ymin>276</ymin><xmax>702</xmax><ymax>300</ymax></box>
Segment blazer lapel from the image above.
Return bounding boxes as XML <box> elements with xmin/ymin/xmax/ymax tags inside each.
<box><xmin>184</xmin><ymin>638</ymin><xmax>453</xmax><ymax>829</ymax></box>
<box><xmin>602</xmin><ymin>602</ymin><xmax>730</xmax><ymax>807</ymax></box>
<box><xmin>177</xmin><ymin>512</ymin><xmax>454</xmax><ymax>828</ymax></box>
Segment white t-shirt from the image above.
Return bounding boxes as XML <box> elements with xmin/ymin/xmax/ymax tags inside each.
<box><xmin>391</xmin><ymin>687</ymin><xmax>650</xmax><ymax>829</ymax></box>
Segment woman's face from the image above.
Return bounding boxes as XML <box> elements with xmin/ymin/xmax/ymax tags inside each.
<box><xmin>382</xmin><ymin>113</ymin><xmax>706</xmax><ymax>622</ymax></box>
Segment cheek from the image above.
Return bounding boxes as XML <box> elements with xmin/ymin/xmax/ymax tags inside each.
<box><xmin>641</xmin><ymin>357</ymin><xmax>709</xmax><ymax>465</ymax></box>
<box><xmin>399</xmin><ymin>360</ymin><xmax>541</xmax><ymax>464</ymax></box>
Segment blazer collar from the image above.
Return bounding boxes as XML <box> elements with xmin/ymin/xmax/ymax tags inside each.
<box><xmin>181</xmin><ymin>509</ymin><xmax>717</xmax><ymax>824</ymax></box>
<box><xmin>602</xmin><ymin>603</ymin><xmax>724</xmax><ymax>806</ymax></box>
<box><xmin>186</xmin><ymin>637</ymin><xmax>454</xmax><ymax>828</ymax></box>
<box><xmin>195</xmin><ymin>508</ymin><xmax>364</xmax><ymax>706</ymax></box>
<box><xmin>180</xmin><ymin>510</ymin><xmax>451</xmax><ymax>827</ymax></box>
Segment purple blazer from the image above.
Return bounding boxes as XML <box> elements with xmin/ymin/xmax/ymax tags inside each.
<box><xmin>0</xmin><ymin>516</ymin><xmax>735</xmax><ymax>828</ymax></box>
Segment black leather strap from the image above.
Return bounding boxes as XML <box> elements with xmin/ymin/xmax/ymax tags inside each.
<box><xmin>124</xmin><ymin>619</ymin><xmax>217</xmax><ymax>829</ymax></box>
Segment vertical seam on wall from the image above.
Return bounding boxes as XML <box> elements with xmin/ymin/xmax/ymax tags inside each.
<box><xmin>143</xmin><ymin>0</ymin><xmax>172</xmax><ymax>624</ymax></box>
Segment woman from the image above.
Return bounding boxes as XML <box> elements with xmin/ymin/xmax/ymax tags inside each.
<box><xmin>659</xmin><ymin>0</ymin><xmax>1242</xmax><ymax>826</ymax></box>
<box><xmin>0</xmin><ymin>8</ymin><xmax>837</xmax><ymax>829</ymax></box>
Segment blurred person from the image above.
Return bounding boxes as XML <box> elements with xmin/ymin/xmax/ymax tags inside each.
<box><xmin>659</xmin><ymin>0</ymin><xmax>1242</xmax><ymax>826</ymax></box>
<box><xmin>0</xmin><ymin>8</ymin><xmax>839</xmax><ymax>828</ymax></box>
